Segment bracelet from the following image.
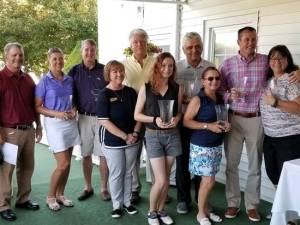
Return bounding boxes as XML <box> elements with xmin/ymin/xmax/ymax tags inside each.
<box><xmin>153</xmin><ymin>117</ymin><xmax>158</xmax><ymax>127</ymax></box>
<box><xmin>271</xmin><ymin>98</ymin><xmax>279</xmax><ymax>107</ymax></box>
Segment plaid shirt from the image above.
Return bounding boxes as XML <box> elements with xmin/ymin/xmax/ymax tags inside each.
<box><xmin>219</xmin><ymin>53</ymin><xmax>268</xmax><ymax>113</ymax></box>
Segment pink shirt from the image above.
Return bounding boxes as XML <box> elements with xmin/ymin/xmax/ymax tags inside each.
<box><xmin>219</xmin><ymin>53</ymin><xmax>268</xmax><ymax>113</ymax></box>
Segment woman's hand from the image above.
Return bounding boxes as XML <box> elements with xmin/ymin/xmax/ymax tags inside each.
<box><xmin>263</xmin><ymin>89</ymin><xmax>276</xmax><ymax>106</ymax></box>
<box><xmin>288</xmin><ymin>70</ymin><xmax>300</xmax><ymax>84</ymax></box>
<box><xmin>207</xmin><ymin>122</ymin><xmax>225</xmax><ymax>133</ymax></box>
<box><xmin>222</xmin><ymin>121</ymin><xmax>231</xmax><ymax>133</ymax></box>
<box><xmin>56</xmin><ymin>111</ymin><xmax>71</xmax><ymax>120</ymax></box>
<box><xmin>126</xmin><ymin>133</ymin><xmax>138</xmax><ymax>145</ymax></box>
<box><xmin>66</xmin><ymin>108</ymin><xmax>77</xmax><ymax>120</ymax></box>
<box><xmin>155</xmin><ymin>117</ymin><xmax>173</xmax><ymax>129</ymax></box>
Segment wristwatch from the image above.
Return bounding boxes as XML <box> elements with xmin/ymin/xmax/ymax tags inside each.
<box><xmin>203</xmin><ymin>123</ymin><xmax>208</xmax><ymax>130</ymax></box>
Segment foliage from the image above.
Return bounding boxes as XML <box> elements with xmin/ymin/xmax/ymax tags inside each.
<box><xmin>0</xmin><ymin>0</ymin><xmax>97</xmax><ymax>74</ymax></box>
<box><xmin>64</xmin><ymin>41</ymin><xmax>81</xmax><ymax>74</ymax></box>
<box><xmin>123</xmin><ymin>42</ymin><xmax>162</xmax><ymax>57</ymax></box>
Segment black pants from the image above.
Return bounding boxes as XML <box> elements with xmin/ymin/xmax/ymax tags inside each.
<box><xmin>176</xmin><ymin>125</ymin><xmax>201</xmax><ymax>204</ymax></box>
<box><xmin>263</xmin><ymin>134</ymin><xmax>300</xmax><ymax>185</ymax></box>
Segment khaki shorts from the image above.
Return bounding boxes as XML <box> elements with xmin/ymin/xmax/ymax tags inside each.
<box><xmin>78</xmin><ymin>114</ymin><xmax>103</xmax><ymax>157</ymax></box>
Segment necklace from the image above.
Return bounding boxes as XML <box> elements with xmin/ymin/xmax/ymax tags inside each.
<box><xmin>112</xmin><ymin>88</ymin><xmax>124</xmax><ymax>102</ymax></box>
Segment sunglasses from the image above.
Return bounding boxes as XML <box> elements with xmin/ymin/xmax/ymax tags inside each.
<box><xmin>205</xmin><ymin>76</ymin><xmax>220</xmax><ymax>81</ymax></box>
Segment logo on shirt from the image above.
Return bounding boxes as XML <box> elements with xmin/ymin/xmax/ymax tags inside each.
<box><xmin>109</xmin><ymin>97</ymin><xmax>118</xmax><ymax>102</ymax></box>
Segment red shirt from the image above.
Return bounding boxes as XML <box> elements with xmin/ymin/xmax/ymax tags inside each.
<box><xmin>0</xmin><ymin>66</ymin><xmax>36</xmax><ymax>127</ymax></box>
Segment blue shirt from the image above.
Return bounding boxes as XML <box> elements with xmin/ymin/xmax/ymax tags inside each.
<box><xmin>68</xmin><ymin>61</ymin><xmax>107</xmax><ymax>114</ymax></box>
<box><xmin>97</xmin><ymin>86</ymin><xmax>137</xmax><ymax>148</ymax></box>
<box><xmin>35</xmin><ymin>72</ymin><xmax>73</xmax><ymax>111</ymax></box>
<box><xmin>190</xmin><ymin>89</ymin><xmax>224</xmax><ymax>147</ymax></box>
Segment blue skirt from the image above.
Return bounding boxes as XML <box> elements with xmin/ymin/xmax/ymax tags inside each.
<box><xmin>189</xmin><ymin>143</ymin><xmax>222</xmax><ymax>176</ymax></box>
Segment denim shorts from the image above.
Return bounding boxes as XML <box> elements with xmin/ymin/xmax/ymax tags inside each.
<box><xmin>145</xmin><ymin>128</ymin><xmax>182</xmax><ymax>158</ymax></box>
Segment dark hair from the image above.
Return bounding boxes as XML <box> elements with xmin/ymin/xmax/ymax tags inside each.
<box><xmin>104</xmin><ymin>60</ymin><xmax>125</xmax><ymax>82</ymax></box>
<box><xmin>201</xmin><ymin>66</ymin><xmax>220</xmax><ymax>79</ymax></box>
<box><xmin>267</xmin><ymin>45</ymin><xmax>299</xmax><ymax>80</ymax></box>
<box><xmin>238</xmin><ymin>26</ymin><xmax>256</xmax><ymax>40</ymax></box>
<box><xmin>149</xmin><ymin>52</ymin><xmax>176</xmax><ymax>94</ymax></box>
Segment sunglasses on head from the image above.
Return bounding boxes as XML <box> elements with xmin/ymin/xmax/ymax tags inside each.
<box><xmin>205</xmin><ymin>76</ymin><xmax>220</xmax><ymax>81</ymax></box>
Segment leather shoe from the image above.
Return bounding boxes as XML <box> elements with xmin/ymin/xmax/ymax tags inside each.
<box><xmin>78</xmin><ymin>189</ymin><xmax>94</xmax><ymax>201</ymax></box>
<box><xmin>0</xmin><ymin>209</ymin><xmax>17</xmax><ymax>221</ymax></box>
<box><xmin>247</xmin><ymin>209</ymin><xmax>261</xmax><ymax>222</ymax></box>
<box><xmin>15</xmin><ymin>200</ymin><xmax>40</xmax><ymax>210</ymax></box>
<box><xmin>130</xmin><ymin>191</ymin><xmax>141</xmax><ymax>205</ymax></box>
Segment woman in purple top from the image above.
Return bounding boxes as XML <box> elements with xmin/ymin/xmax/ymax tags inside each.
<box><xmin>35</xmin><ymin>48</ymin><xmax>80</xmax><ymax>211</ymax></box>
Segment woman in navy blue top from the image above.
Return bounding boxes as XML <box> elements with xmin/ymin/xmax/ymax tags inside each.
<box><xmin>184</xmin><ymin>67</ymin><xmax>230</xmax><ymax>225</ymax></box>
<box><xmin>97</xmin><ymin>60</ymin><xmax>141</xmax><ymax>218</ymax></box>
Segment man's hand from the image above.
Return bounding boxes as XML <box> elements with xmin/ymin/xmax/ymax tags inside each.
<box><xmin>35</xmin><ymin>127</ymin><xmax>42</xmax><ymax>143</ymax></box>
<box><xmin>288</xmin><ymin>70</ymin><xmax>300</xmax><ymax>84</ymax></box>
<box><xmin>0</xmin><ymin>128</ymin><xmax>5</xmax><ymax>145</ymax></box>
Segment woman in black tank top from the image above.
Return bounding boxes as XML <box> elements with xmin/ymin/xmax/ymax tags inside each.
<box><xmin>135</xmin><ymin>52</ymin><xmax>183</xmax><ymax>225</ymax></box>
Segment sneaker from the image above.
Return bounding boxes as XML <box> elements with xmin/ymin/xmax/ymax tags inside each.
<box><xmin>111</xmin><ymin>208</ymin><xmax>122</xmax><ymax>218</ymax></box>
<box><xmin>147</xmin><ymin>211</ymin><xmax>160</xmax><ymax>225</ymax></box>
<box><xmin>224</xmin><ymin>207</ymin><xmax>240</xmax><ymax>219</ymax></box>
<box><xmin>247</xmin><ymin>209</ymin><xmax>261</xmax><ymax>222</ymax></box>
<box><xmin>176</xmin><ymin>202</ymin><xmax>189</xmax><ymax>214</ymax></box>
<box><xmin>158</xmin><ymin>211</ymin><xmax>174</xmax><ymax>225</ymax></box>
<box><xmin>123</xmin><ymin>205</ymin><xmax>138</xmax><ymax>215</ymax></box>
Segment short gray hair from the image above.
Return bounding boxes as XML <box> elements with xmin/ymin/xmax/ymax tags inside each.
<box><xmin>47</xmin><ymin>47</ymin><xmax>64</xmax><ymax>58</ymax></box>
<box><xmin>4</xmin><ymin>42</ymin><xmax>24</xmax><ymax>58</ymax></box>
<box><xmin>129</xmin><ymin>28</ymin><xmax>149</xmax><ymax>43</ymax></box>
<box><xmin>81</xmin><ymin>39</ymin><xmax>97</xmax><ymax>51</ymax></box>
<box><xmin>182</xmin><ymin>32</ymin><xmax>202</xmax><ymax>47</ymax></box>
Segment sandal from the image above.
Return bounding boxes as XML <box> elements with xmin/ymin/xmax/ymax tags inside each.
<box><xmin>209</xmin><ymin>212</ymin><xmax>223</xmax><ymax>222</ymax></box>
<box><xmin>197</xmin><ymin>217</ymin><xmax>211</xmax><ymax>225</ymax></box>
<box><xmin>46</xmin><ymin>197</ymin><xmax>60</xmax><ymax>211</ymax></box>
<box><xmin>57</xmin><ymin>196</ymin><xmax>74</xmax><ymax>207</ymax></box>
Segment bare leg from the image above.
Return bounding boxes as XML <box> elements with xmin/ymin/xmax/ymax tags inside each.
<box><xmin>99</xmin><ymin>156</ymin><xmax>109</xmax><ymax>192</ymax></box>
<box><xmin>82</xmin><ymin>155</ymin><xmax>93</xmax><ymax>191</ymax></box>
<box><xmin>56</xmin><ymin>148</ymin><xmax>73</xmax><ymax>196</ymax></box>
<box><xmin>197</xmin><ymin>176</ymin><xmax>215</xmax><ymax>219</ymax></box>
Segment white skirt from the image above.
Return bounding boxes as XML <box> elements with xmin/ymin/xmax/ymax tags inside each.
<box><xmin>44</xmin><ymin>117</ymin><xmax>81</xmax><ymax>153</ymax></box>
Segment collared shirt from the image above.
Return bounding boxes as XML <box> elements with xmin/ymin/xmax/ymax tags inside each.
<box><xmin>35</xmin><ymin>71</ymin><xmax>73</xmax><ymax>111</ymax></box>
<box><xmin>260</xmin><ymin>73</ymin><xmax>300</xmax><ymax>137</ymax></box>
<box><xmin>0</xmin><ymin>66</ymin><xmax>36</xmax><ymax>127</ymax></box>
<box><xmin>68</xmin><ymin>61</ymin><xmax>107</xmax><ymax>114</ymax></box>
<box><xmin>219</xmin><ymin>53</ymin><xmax>268</xmax><ymax>113</ymax></box>
<box><xmin>176</xmin><ymin>58</ymin><xmax>215</xmax><ymax>112</ymax></box>
<box><xmin>123</xmin><ymin>55</ymin><xmax>156</xmax><ymax>93</ymax></box>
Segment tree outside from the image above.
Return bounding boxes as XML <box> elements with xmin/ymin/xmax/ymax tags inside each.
<box><xmin>0</xmin><ymin>0</ymin><xmax>97</xmax><ymax>75</ymax></box>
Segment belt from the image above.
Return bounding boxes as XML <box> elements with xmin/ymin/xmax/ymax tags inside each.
<box><xmin>79</xmin><ymin>111</ymin><xmax>96</xmax><ymax>117</ymax></box>
<box><xmin>5</xmin><ymin>124</ymin><xmax>33</xmax><ymax>130</ymax></box>
<box><xmin>229</xmin><ymin>109</ymin><xmax>261</xmax><ymax>118</ymax></box>
<box><xmin>146</xmin><ymin>127</ymin><xmax>177</xmax><ymax>134</ymax></box>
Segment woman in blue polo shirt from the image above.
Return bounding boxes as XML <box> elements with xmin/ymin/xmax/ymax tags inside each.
<box><xmin>97</xmin><ymin>60</ymin><xmax>141</xmax><ymax>218</ymax></box>
<box><xmin>35</xmin><ymin>48</ymin><xmax>80</xmax><ymax>211</ymax></box>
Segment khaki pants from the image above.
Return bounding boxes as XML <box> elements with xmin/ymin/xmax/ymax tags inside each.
<box><xmin>224</xmin><ymin>115</ymin><xmax>263</xmax><ymax>210</ymax></box>
<box><xmin>0</xmin><ymin>128</ymin><xmax>35</xmax><ymax>211</ymax></box>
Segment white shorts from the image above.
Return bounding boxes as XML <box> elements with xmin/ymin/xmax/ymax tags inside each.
<box><xmin>44</xmin><ymin>117</ymin><xmax>81</xmax><ymax>153</ymax></box>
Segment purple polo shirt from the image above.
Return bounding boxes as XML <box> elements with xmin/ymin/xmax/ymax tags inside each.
<box><xmin>35</xmin><ymin>71</ymin><xmax>73</xmax><ymax>111</ymax></box>
<box><xmin>68</xmin><ymin>61</ymin><xmax>107</xmax><ymax>114</ymax></box>
<box><xmin>0</xmin><ymin>66</ymin><xmax>36</xmax><ymax>127</ymax></box>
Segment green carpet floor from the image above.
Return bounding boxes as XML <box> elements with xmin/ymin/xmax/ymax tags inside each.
<box><xmin>7</xmin><ymin>144</ymin><xmax>272</xmax><ymax>225</ymax></box>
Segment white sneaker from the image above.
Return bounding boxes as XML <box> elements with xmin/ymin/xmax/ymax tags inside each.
<box><xmin>147</xmin><ymin>211</ymin><xmax>160</xmax><ymax>225</ymax></box>
<box><xmin>158</xmin><ymin>211</ymin><xmax>174</xmax><ymax>225</ymax></box>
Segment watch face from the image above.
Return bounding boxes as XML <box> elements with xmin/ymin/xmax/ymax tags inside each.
<box><xmin>204</xmin><ymin>124</ymin><xmax>208</xmax><ymax>129</ymax></box>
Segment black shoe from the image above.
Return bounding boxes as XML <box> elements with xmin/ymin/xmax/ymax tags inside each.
<box><xmin>78</xmin><ymin>189</ymin><xmax>94</xmax><ymax>201</ymax></box>
<box><xmin>15</xmin><ymin>200</ymin><xmax>40</xmax><ymax>210</ymax></box>
<box><xmin>130</xmin><ymin>191</ymin><xmax>140</xmax><ymax>205</ymax></box>
<box><xmin>123</xmin><ymin>205</ymin><xmax>138</xmax><ymax>215</ymax></box>
<box><xmin>111</xmin><ymin>208</ymin><xmax>122</xmax><ymax>218</ymax></box>
<box><xmin>0</xmin><ymin>209</ymin><xmax>17</xmax><ymax>221</ymax></box>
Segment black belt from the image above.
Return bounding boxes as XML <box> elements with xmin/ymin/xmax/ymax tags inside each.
<box><xmin>5</xmin><ymin>124</ymin><xmax>33</xmax><ymax>130</ymax></box>
<box><xmin>229</xmin><ymin>109</ymin><xmax>261</xmax><ymax>118</ymax></box>
<box><xmin>79</xmin><ymin>111</ymin><xmax>96</xmax><ymax>117</ymax></box>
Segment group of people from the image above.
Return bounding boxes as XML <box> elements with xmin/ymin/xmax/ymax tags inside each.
<box><xmin>0</xmin><ymin>26</ymin><xmax>300</xmax><ymax>225</ymax></box>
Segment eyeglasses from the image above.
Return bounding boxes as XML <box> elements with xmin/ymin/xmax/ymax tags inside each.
<box><xmin>205</xmin><ymin>76</ymin><xmax>220</xmax><ymax>81</ymax></box>
<box><xmin>270</xmin><ymin>57</ymin><xmax>285</xmax><ymax>62</ymax></box>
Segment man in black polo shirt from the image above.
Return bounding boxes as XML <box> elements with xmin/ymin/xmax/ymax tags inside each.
<box><xmin>68</xmin><ymin>39</ymin><xmax>110</xmax><ymax>201</ymax></box>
